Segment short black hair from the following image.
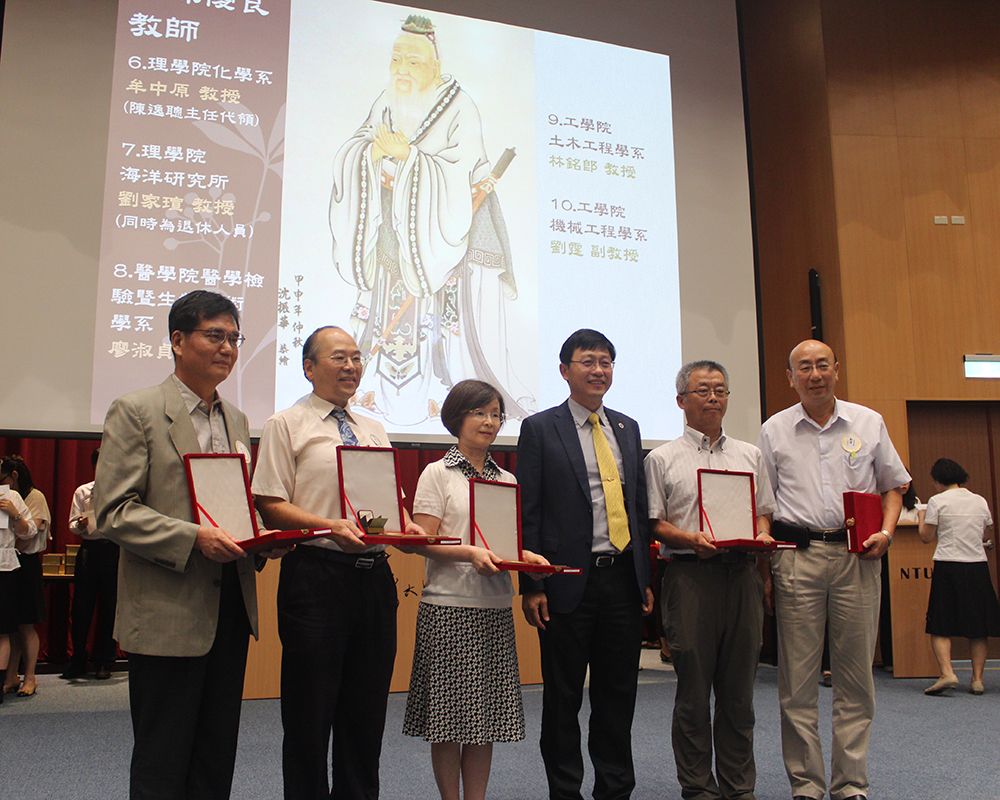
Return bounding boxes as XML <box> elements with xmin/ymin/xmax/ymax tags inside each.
<box><xmin>901</xmin><ymin>481</ymin><xmax>918</xmax><ymax>511</ymax></box>
<box><xmin>559</xmin><ymin>329</ymin><xmax>616</xmax><ymax>366</ymax></box>
<box><xmin>168</xmin><ymin>290</ymin><xmax>240</xmax><ymax>335</ymax></box>
<box><xmin>440</xmin><ymin>380</ymin><xmax>505</xmax><ymax>437</ymax></box>
<box><xmin>930</xmin><ymin>458</ymin><xmax>968</xmax><ymax>486</ymax></box>
<box><xmin>0</xmin><ymin>454</ymin><xmax>35</xmax><ymax>497</ymax></box>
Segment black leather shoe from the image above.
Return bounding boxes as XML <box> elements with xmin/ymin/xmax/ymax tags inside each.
<box><xmin>59</xmin><ymin>663</ymin><xmax>87</xmax><ymax>680</ymax></box>
<box><xmin>94</xmin><ymin>665</ymin><xmax>112</xmax><ymax>680</ymax></box>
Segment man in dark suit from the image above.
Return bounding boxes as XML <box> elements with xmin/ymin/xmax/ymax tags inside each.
<box><xmin>518</xmin><ymin>328</ymin><xmax>653</xmax><ymax>800</ymax></box>
<box><xmin>94</xmin><ymin>290</ymin><xmax>277</xmax><ymax>800</ymax></box>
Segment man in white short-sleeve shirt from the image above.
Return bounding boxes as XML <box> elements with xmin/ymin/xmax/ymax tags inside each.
<box><xmin>252</xmin><ymin>325</ymin><xmax>423</xmax><ymax>800</ymax></box>
<box><xmin>758</xmin><ymin>339</ymin><xmax>909</xmax><ymax>800</ymax></box>
<box><xmin>645</xmin><ymin>360</ymin><xmax>776</xmax><ymax>800</ymax></box>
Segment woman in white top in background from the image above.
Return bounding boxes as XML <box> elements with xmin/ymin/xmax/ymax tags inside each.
<box><xmin>0</xmin><ymin>455</ymin><xmax>51</xmax><ymax>698</ymax></box>
<box><xmin>918</xmin><ymin>457</ymin><xmax>1000</xmax><ymax>696</ymax></box>
<box><xmin>403</xmin><ymin>379</ymin><xmax>547</xmax><ymax>800</ymax></box>
<box><xmin>0</xmin><ymin>480</ymin><xmax>37</xmax><ymax>708</ymax></box>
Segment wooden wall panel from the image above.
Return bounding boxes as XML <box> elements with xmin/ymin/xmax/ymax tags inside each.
<box><xmin>740</xmin><ymin>0</ymin><xmax>845</xmax><ymax>417</ymax></box>
<box><xmin>242</xmin><ymin>551</ymin><xmax>542</xmax><ymax>701</ymax></box>
<box><xmin>896</xmin><ymin>137</ymin><xmax>984</xmax><ymax>397</ymax></box>
<box><xmin>964</xmin><ymin>139</ymin><xmax>1000</xmax><ymax>397</ymax></box>
<box><xmin>822</xmin><ymin>0</ymin><xmax>897</xmax><ymax>136</ymax></box>
<box><xmin>955</xmin><ymin>2</ymin><xmax>1000</xmax><ymax>138</ymax></box>
<box><xmin>830</xmin><ymin>135</ymin><xmax>915</xmax><ymax>400</ymax></box>
<box><xmin>885</xmin><ymin>0</ymin><xmax>964</xmax><ymax>138</ymax></box>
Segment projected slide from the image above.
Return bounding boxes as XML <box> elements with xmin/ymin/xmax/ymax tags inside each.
<box><xmin>91</xmin><ymin>0</ymin><xmax>680</xmax><ymax>441</ymax></box>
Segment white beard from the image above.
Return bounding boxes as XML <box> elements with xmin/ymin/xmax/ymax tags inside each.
<box><xmin>385</xmin><ymin>82</ymin><xmax>439</xmax><ymax>138</ymax></box>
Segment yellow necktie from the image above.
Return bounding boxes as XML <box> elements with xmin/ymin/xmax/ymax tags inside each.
<box><xmin>588</xmin><ymin>412</ymin><xmax>630</xmax><ymax>552</ymax></box>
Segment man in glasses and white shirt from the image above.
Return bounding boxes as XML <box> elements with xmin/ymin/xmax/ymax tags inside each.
<box><xmin>252</xmin><ymin>325</ymin><xmax>426</xmax><ymax>800</ymax></box>
<box><xmin>759</xmin><ymin>339</ymin><xmax>909</xmax><ymax>800</ymax></box>
<box><xmin>645</xmin><ymin>360</ymin><xmax>776</xmax><ymax>800</ymax></box>
<box><xmin>94</xmin><ymin>290</ymin><xmax>270</xmax><ymax>800</ymax></box>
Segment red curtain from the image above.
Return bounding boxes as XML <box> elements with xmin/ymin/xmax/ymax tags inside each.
<box><xmin>0</xmin><ymin>435</ymin><xmax>516</xmax><ymax>663</ymax></box>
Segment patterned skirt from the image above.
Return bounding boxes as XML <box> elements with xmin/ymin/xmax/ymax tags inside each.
<box><xmin>403</xmin><ymin>603</ymin><xmax>525</xmax><ymax>744</ymax></box>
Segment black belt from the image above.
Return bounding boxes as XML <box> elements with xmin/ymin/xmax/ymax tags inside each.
<box><xmin>773</xmin><ymin>520</ymin><xmax>847</xmax><ymax>548</ymax></box>
<box><xmin>591</xmin><ymin>550</ymin><xmax>632</xmax><ymax>568</ymax></box>
<box><xmin>670</xmin><ymin>551</ymin><xmax>755</xmax><ymax>564</ymax></box>
<box><xmin>298</xmin><ymin>546</ymin><xmax>387</xmax><ymax>570</ymax></box>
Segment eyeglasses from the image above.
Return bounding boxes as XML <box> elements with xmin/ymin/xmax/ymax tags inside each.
<box><xmin>570</xmin><ymin>358</ymin><xmax>615</xmax><ymax>371</ymax></box>
<box><xmin>324</xmin><ymin>353</ymin><xmax>365</xmax><ymax>368</ymax></box>
<box><xmin>794</xmin><ymin>361</ymin><xmax>834</xmax><ymax>375</ymax></box>
<box><xmin>466</xmin><ymin>409</ymin><xmax>505</xmax><ymax>424</ymax></box>
<box><xmin>191</xmin><ymin>328</ymin><xmax>246</xmax><ymax>348</ymax></box>
<box><xmin>681</xmin><ymin>387</ymin><xmax>731</xmax><ymax>399</ymax></box>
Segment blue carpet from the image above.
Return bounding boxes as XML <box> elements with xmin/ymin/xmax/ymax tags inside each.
<box><xmin>2</xmin><ymin>656</ymin><xmax>997</xmax><ymax>799</ymax></box>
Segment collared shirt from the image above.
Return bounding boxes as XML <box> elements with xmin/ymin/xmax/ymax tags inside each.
<box><xmin>567</xmin><ymin>397</ymin><xmax>626</xmax><ymax>554</ymax></box>
<box><xmin>758</xmin><ymin>398</ymin><xmax>910</xmax><ymax>530</ymax></box>
<box><xmin>645</xmin><ymin>425</ymin><xmax>776</xmax><ymax>556</ymax></box>
<box><xmin>171</xmin><ymin>374</ymin><xmax>231</xmax><ymax>454</ymax></box>
<box><xmin>251</xmin><ymin>392</ymin><xmax>390</xmax><ymax>553</ymax></box>
<box><xmin>69</xmin><ymin>480</ymin><xmax>102</xmax><ymax>541</ymax></box>
<box><xmin>0</xmin><ymin>488</ymin><xmax>36</xmax><ymax>571</ymax></box>
<box><xmin>414</xmin><ymin>447</ymin><xmax>514</xmax><ymax>608</ymax></box>
<box><xmin>18</xmin><ymin>488</ymin><xmax>51</xmax><ymax>555</ymax></box>
<box><xmin>925</xmin><ymin>487</ymin><xmax>993</xmax><ymax>563</ymax></box>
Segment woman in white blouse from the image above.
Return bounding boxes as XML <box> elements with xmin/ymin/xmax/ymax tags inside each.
<box><xmin>0</xmin><ymin>456</ymin><xmax>51</xmax><ymax>698</ymax></box>
<box><xmin>403</xmin><ymin>380</ymin><xmax>547</xmax><ymax>800</ymax></box>
<box><xmin>0</xmin><ymin>480</ymin><xmax>37</xmax><ymax>707</ymax></box>
<box><xmin>918</xmin><ymin>458</ymin><xmax>1000</xmax><ymax>696</ymax></box>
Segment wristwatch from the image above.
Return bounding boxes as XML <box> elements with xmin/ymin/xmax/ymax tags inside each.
<box><xmin>878</xmin><ymin>529</ymin><xmax>892</xmax><ymax>544</ymax></box>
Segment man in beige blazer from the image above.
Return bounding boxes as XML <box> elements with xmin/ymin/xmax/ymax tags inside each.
<box><xmin>94</xmin><ymin>290</ymin><xmax>265</xmax><ymax>800</ymax></box>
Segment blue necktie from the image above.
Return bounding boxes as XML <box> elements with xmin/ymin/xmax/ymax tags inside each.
<box><xmin>331</xmin><ymin>407</ymin><xmax>359</xmax><ymax>446</ymax></box>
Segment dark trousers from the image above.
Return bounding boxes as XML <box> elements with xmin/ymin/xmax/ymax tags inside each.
<box><xmin>538</xmin><ymin>556</ymin><xmax>643</xmax><ymax>800</ymax></box>
<box><xmin>277</xmin><ymin>547</ymin><xmax>398</xmax><ymax>800</ymax></box>
<box><xmin>663</xmin><ymin>560</ymin><xmax>763</xmax><ymax>800</ymax></box>
<box><xmin>127</xmin><ymin>564</ymin><xmax>251</xmax><ymax>800</ymax></box>
<box><xmin>69</xmin><ymin>539</ymin><xmax>119</xmax><ymax>667</ymax></box>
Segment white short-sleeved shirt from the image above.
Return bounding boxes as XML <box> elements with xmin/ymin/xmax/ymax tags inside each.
<box><xmin>0</xmin><ymin>489</ymin><xmax>36</xmax><ymax>571</ymax></box>
<box><xmin>69</xmin><ymin>480</ymin><xmax>103</xmax><ymax>541</ymax></box>
<box><xmin>18</xmin><ymin>488</ymin><xmax>51</xmax><ymax>555</ymax></box>
<box><xmin>925</xmin><ymin>487</ymin><xmax>993</xmax><ymax>563</ymax></box>
<box><xmin>758</xmin><ymin>399</ymin><xmax>910</xmax><ymax>530</ymax></box>
<box><xmin>645</xmin><ymin>426</ymin><xmax>776</xmax><ymax>556</ymax></box>
<box><xmin>413</xmin><ymin>451</ymin><xmax>515</xmax><ymax>608</ymax></box>
<box><xmin>252</xmin><ymin>392</ymin><xmax>391</xmax><ymax>553</ymax></box>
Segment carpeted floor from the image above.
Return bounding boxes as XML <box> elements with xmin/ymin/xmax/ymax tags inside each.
<box><xmin>2</xmin><ymin>652</ymin><xmax>997</xmax><ymax>799</ymax></box>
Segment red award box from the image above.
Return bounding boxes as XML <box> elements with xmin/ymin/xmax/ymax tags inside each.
<box><xmin>844</xmin><ymin>491</ymin><xmax>883</xmax><ymax>553</ymax></box>
<box><xmin>469</xmin><ymin>478</ymin><xmax>581</xmax><ymax>574</ymax></box>
<box><xmin>697</xmin><ymin>469</ymin><xmax>793</xmax><ymax>552</ymax></box>
<box><xmin>184</xmin><ymin>453</ymin><xmax>329</xmax><ymax>552</ymax></box>
<box><xmin>337</xmin><ymin>446</ymin><xmax>460</xmax><ymax>546</ymax></box>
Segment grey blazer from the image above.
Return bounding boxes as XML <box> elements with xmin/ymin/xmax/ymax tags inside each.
<box><xmin>93</xmin><ymin>377</ymin><xmax>259</xmax><ymax>657</ymax></box>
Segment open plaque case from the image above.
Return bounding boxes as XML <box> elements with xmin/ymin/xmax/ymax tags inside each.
<box><xmin>469</xmin><ymin>478</ymin><xmax>581</xmax><ymax>574</ymax></box>
<box><xmin>337</xmin><ymin>446</ymin><xmax>460</xmax><ymax>546</ymax></box>
<box><xmin>183</xmin><ymin>453</ymin><xmax>328</xmax><ymax>552</ymax></box>
<box><xmin>697</xmin><ymin>468</ymin><xmax>794</xmax><ymax>551</ymax></box>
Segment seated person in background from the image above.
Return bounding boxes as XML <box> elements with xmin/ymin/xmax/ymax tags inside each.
<box><xmin>918</xmin><ymin>457</ymin><xmax>1000</xmax><ymax>696</ymax></box>
<box><xmin>62</xmin><ymin>447</ymin><xmax>120</xmax><ymax>680</ymax></box>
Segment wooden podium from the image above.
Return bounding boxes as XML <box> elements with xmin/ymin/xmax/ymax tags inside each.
<box><xmin>243</xmin><ymin>549</ymin><xmax>543</xmax><ymax>700</ymax></box>
<box><xmin>885</xmin><ymin>524</ymin><xmax>937</xmax><ymax>678</ymax></box>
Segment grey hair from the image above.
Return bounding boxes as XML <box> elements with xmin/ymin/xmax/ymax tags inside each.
<box><xmin>675</xmin><ymin>360</ymin><xmax>730</xmax><ymax>395</ymax></box>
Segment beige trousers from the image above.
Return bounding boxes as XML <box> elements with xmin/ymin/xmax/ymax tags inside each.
<box><xmin>771</xmin><ymin>542</ymin><xmax>880</xmax><ymax>800</ymax></box>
